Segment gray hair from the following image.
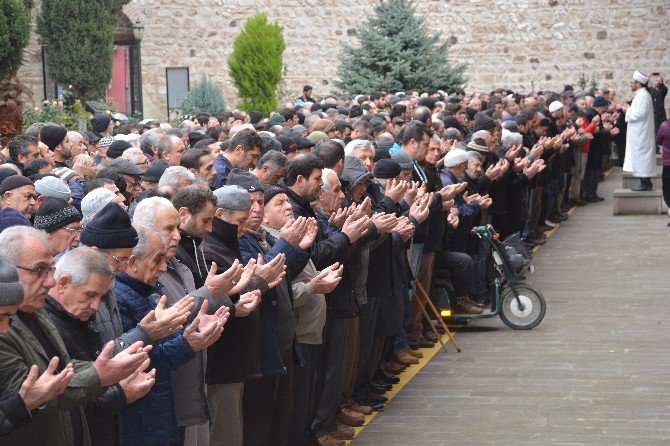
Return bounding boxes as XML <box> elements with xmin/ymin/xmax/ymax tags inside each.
<box><xmin>139</xmin><ymin>128</ymin><xmax>165</xmax><ymax>155</ymax></box>
<box><xmin>443</xmin><ymin>127</ymin><xmax>462</xmax><ymax>141</ymax></box>
<box><xmin>471</xmin><ymin>130</ymin><xmax>491</xmax><ymax>143</ymax></box>
<box><xmin>256</xmin><ymin>150</ymin><xmax>288</xmax><ymax>171</ymax></box>
<box><xmin>67</xmin><ymin>131</ymin><xmax>83</xmax><ymax>145</ymax></box>
<box><xmin>121</xmin><ymin>147</ymin><xmax>145</xmax><ymax>164</ymax></box>
<box><xmin>55</xmin><ymin>247</ymin><xmax>113</xmax><ymax>287</ymax></box>
<box><xmin>132</xmin><ymin>196</ymin><xmax>174</xmax><ymax>230</ymax></box>
<box><xmin>501</xmin><ymin>131</ymin><xmax>523</xmax><ymax>150</ymax></box>
<box><xmin>0</xmin><ymin>227</ymin><xmax>49</xmax><ymax>264</ymax></box>
<box><xmin>321</xmin><ymin>168</ymin><xmax>337</xmax><ymax>192</ymax></box>
<box><xmin>158</xmin><ymin>166</ymin><xmax>195</xmax><ymax>188</ymax></box>
<box><xmin>132</xmin><ymin>226</ymin><xmax>163</xmax><ymax>260</ymax></box>
<box><xmin>344</xmin><ymin>139</ymin><xmax>374</xmax><ymax>156</ymax></box>
<box><xmin>467</xmin><ymin>150</ymin><xmax>483</xmax><ymax>161</ymax></box>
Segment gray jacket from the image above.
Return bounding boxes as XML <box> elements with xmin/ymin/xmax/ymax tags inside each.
<box><xmin>158</xmin><ymin>258</ymin><xmax>220</xmax><ymax>427</ymax></box>
<box><xmin>266</xmin><ymin>226</ymin><xmax>326</xmax><ymax>345</ymax></box>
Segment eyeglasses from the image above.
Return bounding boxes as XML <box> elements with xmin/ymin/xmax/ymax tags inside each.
<box><xmin>104</xmin><ymin>251</ymin><xmax>130</xmax><ymax>266</ymax></box>
<box><xmin>60</xmin><ymin>226</ymin><xmax>83</xmax><ymax>236</ymax></box>
<box><xmin>15</xmin><ymin>264</ymin><xmax>56</xmax><ymax>278</ymax></box>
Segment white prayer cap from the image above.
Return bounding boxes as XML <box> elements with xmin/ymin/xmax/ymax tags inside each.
<box><xmin>633</xmin><ymin>71</ymin><xmax>649</xmax><ymax>84</ymax></box>
<box><xmin>548</xmin><ymin>101</ymin><xmax>564</xmax><ymax>113</ymax></box>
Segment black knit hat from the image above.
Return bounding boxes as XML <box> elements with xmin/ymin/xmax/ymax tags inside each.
<box><xmin>33</xmin><ymin>197</ymin><xmax>81</xmax><ymax>233</ymax></box>
<box><xmin>40</xmin><ymin>125</ymin><xmax>68</xmax><ymax>150</ymax></box>
<box><xmin>0</xmin><ymin>168</ymin><xmax>17</xmax><ymax>185</ymax></box>
<box><xmin>0</xmin><ymin>255</ymin><xmax>24</xmax><ymax>306</ymax></box>
<box><xmin>106</xmin><ymin>140</ymin><xmax>132</xmax><ymax>159</ymax></box>
<box><xmin>373</xmin><ymin>159</ymin><xmax>401</xmax><ymax>179</ymax></box>
<box><xmin>80</xmin><ymin>202</ymin><xmax>138</xmax><ymax>249</ymax></box>
<box><xmin>227</xmin><ymin>168</ymin><xmax>265</xmax><ymax>193</ymax></box>
<box><xmin>91</xmin><ymin>114</ymin><xmax>111</xmax><ymax>135</ymax></box>
<box><xmin>0</xmin><ymin>176</ymin><xmax>33</xmax><ymax>195</ymax></box>
<box><xmin>263</xmin><ymin>185</ymin><xmax>285</xmax><ymax>204</ymax></box>
<box><xmin>473</xmin><ymin>112</ymin><xmax>496</xmax><ymax>132</ymax></box>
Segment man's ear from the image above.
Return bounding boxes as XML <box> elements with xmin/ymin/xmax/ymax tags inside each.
<box><xmin>56</xmin><ymin>275</ymin><xmax>71</xmax><ymax>291</ymax></box>
<box><xmin>177</xmin><ymin>207</ymin><xmax>191</xmax><ymax>225</ymax></box>
<box><xmin>214</xmin><ymin>207</ymin><xmax>224</xmax><ymax>219</ymax></box>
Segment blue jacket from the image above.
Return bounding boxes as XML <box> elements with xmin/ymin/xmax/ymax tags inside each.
<box><xmin>114</xmin><ymin>273</ymin><xmax>195</xmax><ymax>446</ymax></box>
<box><xmin>238</xmin><ymin>233</ymin><xmax>309</xmax><ymax>376</ymax></box>
<box><xmin>212</xmin><ymin>154</ymin><xmax>233</xmax><ymax>189</ymax></box>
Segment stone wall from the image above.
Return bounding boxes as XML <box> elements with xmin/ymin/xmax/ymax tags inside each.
<box><xmin>18</xmin><ymin>0</ymin><xmax>670</xmax><ymax>120</ymax></box>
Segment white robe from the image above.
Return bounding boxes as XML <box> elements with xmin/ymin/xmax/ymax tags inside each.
<box><xmin>623</xmin><ymin>87</ymin><xmax>657</xmax><ymax>178</ymax></box>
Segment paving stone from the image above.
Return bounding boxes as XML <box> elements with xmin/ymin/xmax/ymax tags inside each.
<box><xmin>352</xmin><ymin>168</ymin><xmax>670</xmax><ymax>445</ymax></box>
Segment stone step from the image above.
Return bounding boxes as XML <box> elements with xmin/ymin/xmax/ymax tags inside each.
<box><xmin>622</xmin><ymin>175</ymin><xmax>661</xmax><ymax>188</ymax></box>
<box><xmin>613</xmin><ymin>188</ymin><xmax>665</xmax><ymax>215</ymax></box>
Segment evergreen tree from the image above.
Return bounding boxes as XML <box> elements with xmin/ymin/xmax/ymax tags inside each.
<box><xmin>335</xmin><ymin>0</ymin><xmax>467</xmax><ymax>93</ymax></box>
<box><xmin>37</xmin><ymin>0</ymin><xmax>128</xmax><ymax>100</ymax></box>
<box><xmin>179</xmin><ymin>74</ymin><xmax>226</xmax><ymax>115</ymax></box>
<box><xmin>0</xmin><ymin>0</ymin><xmax>34</xmax><ymax>144</ymax></box>
<box><xmin>228</xmin><ymin>12</ymin><xmax>285</xmax><ymax>115</ymax></box>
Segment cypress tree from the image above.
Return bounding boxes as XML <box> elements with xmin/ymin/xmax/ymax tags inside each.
<box><xmin>228</xmin><ymin>12</ymin><xmax>285</xmax><ymax>115</ymax></box>
<box><xmin>0</xmin><ymin>0</ymin><xmax>34</xmax><ymax>144</ymax></box>
<box><xmin>37</xmin><ymin>0</ymin><xmax>129</xmax><ymax>100</ymax></box>
<box><xmin>335</xmin><ymin>0</ymin><xmax>467</xmax><ymax>93</ymax></box>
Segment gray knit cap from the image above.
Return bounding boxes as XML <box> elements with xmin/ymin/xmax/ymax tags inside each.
<box><xmin>0</xmin><ymin>255</ymin><xmax>24</xmax><ymax>306</ymax></box>
<box><xmin>213</xmin><ymin>185</ymin><xmax>251</xmax><ymax>211</ymax></box>
<box><xmin>34</xmin><ymin>176</ymin><xmax>71</xmax><ymax>201</ymax></box>
<box><xmin>81</xmin><ymin>188</ymin><xmax>117</xmax><ymax>225</ymax></box>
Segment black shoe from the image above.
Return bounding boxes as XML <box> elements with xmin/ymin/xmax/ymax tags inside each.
<box><xmin>365</xmin><ymin>392</ymin><xmax>388</xmax><ymax>404</ymax></box>
<box><xmin>407</xmin><ymin>340</ymin><xmax>420</xmax><ymax>350</ymax></box>
<box><xmin>593</xmin><ymin>195</ymin><xmax>605</xmax><ymax>201</ymax></box>
<box><xmin>376</xmin><ymin>372</ymin><xmax>400</xmax><ymax>384</ymax></box>
<box><xmin>362</xmin><ymin>401</ymin><xmax>385</xmax><ymax>411</ymax></box>
<box><xmin>370</xmin><ymin>380</ymin><xmax>392</xmax><ymax>391</ymax></box>
<box><xmin>368</xmin><ymin>383</ymin><xmax>389</xmax><ymax>394</ymax></box>
<box><xmin>631</xmin><ymin>185</ymin><xmax>652</xmax><ymax>192</ymax></box>
<box><xmin>417</xmin><ymin>338</ymin><xmax>435</xmax><ymax>348</ymax></box>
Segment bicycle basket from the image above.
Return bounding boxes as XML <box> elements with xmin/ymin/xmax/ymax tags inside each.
<box><xmin>500</xmin><ymin>232</ymin><xmax>532</xmax><ymax>273</ymax></box>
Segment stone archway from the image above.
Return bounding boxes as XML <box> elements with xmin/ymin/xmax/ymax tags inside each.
<box><xmin>108</xmin><ymin>11</ymin><xmax>143</xmax><ymax>116</ymax></box>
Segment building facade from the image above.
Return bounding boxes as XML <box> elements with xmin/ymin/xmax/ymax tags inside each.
<box><xmin>18</xmin><ymin>0</ymin><xmax>670</xmax><ymax>120</ymax></box>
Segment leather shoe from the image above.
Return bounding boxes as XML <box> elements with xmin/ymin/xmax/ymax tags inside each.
<box><xmin>377</xmin><ymin>371</ymin><xmax>400</xmax><ymax>384</ymax></box>
<box><xmin>465</xmin><ymin>297</ymin><xmax>485</xmax><ymax>309</ymax></box>
<box><xmin>631</xmin><ymin>185</ymin><xmax>651</xmax><ymax>192</ymax></box>
<box><xmin>392</xmin><ymin>351</ymin><xmax>417</xmax><ymax>366</ymax></box>
<box><xmin>330</xmin><ymin>425</ymin><xmax>355</xmax><ymax>440</ymax></box>
<box><xmin>593</xmin><ymin>195</ymin><xmax>605</xmax><ymax>201</ymax></box>
<box><xmin>314</xmin><ymin>434</ymin><xmax>345</xmax><ymax>446</ymax></box>
<box><xmin>363</xmin><ymin>400</ymin><xmax>384</xmax><ymax>411</ymax></box>
<box><xmin>348</xmin><ymin>402</ymin><xmax>372</xmax><ymax>415</ymax></box>
<box><xmin>369</xmin><ymin>383</ymin><xmax>389</xmax><ymax>394</ymax></box>
<box><xmin>453</xmin><ymin>299</ymin><xmax>484</xmax><ymax>315</ymax></box>
<box><xmin>370</xmin><ymin>379</ymin><xmax>392</xmax><ymax>390</ymax></box>
<box><xmin>575</xmin><ymin>197</ymin><xmax>588</xmax><ymax>206</ymax></box>
<box><xmin>405</xmin><ymin>348</ymin><xmax>423</xmax><ymax>358</ymax></box>
<box><xmin>365</xmin><ymin>392</ymin><xmax>388</xmax><ymax>403</ymax></box>
<box><xmin>407</xmin><ymin>340</ymin><xmax>420</xmax><ymax>350</ymax></box>
<box><xmin>381</xmin><ymin>362</ymin><xmax>406</xmax><ymax>375</ymax></box>
<box><xmin>423</xmin><ymin>331</ymin><xmax>438</xmax><ymax>342</ymax></box>
<box><xmin>337</xmin><ymin>410</ymin><xmax>364</xmax><ymax>427</ymax></box>
<box><xmin>418</xmin><ymin>338</ymin><xmax>435</xmax><ymax>348</ymax></box>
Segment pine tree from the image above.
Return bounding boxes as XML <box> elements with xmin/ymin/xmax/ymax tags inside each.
<box><xmin>228</xmin><ymin>12</ymin><xmax>285</xmax><ymax>115</ymax></box>
<box><xmin>179</xmin><ymin>74</ymin><xmax>226</xmax><ymax>115</ymax></box>
<box><xmin>0</xmin><ymin>0</ymin><xmax>34</xmax><ymax>144</ymax></box>
<box><xmin>37</xmin><ymin>0</ymin><xmax>129</xmax><ymax>100</ymax></box>
<box><xmin>335</xmin><ymin>0</ymin><xmax>467</xmax><ymax>94</ymax></box>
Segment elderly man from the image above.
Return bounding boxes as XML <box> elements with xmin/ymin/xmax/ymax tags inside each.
<box><xmin>344</xmin><ymin>140</ymin><xmax>375</xmax><ymax>172</ymax></box>
<box><xmin>203</xmin><ymin>185</ymin><xmax>267</xmax><ymax>446</ymax></box>
<box><xmin>109</xmin><ymin>158</ymin><xmax>144</xmax><ymax>203</ymax></box>
<box><xmin>0</xmin><ymin>176</ymin><xmax>37</xmax><ymax>219</ymax></box>
<box><xmin>45</xmin><ymin>247</ymin><xmax>156</xmax><ymax>446</ymax></box>
<box><xmin>120</xmin><ymin>148</ymin><xmax>149</xmax><ymax>173</ymax></box>
<box><xmin>159</xmin><ymin>134</ymin><xmax>187</xmax><ymax>167</ymax></box>
<box><xmin>0</xmin><ymin>226</ymin><xmax>150</xmax><ymax>446</ymax></box>
<box><xmin>115</xmin><ymin>226</ymin><xmax>228</xmax><ymax>445</ymax></box>
<box><xmin>33</xmin><ymin>197</ymin><xmax>82</xmax><ymax>256</ymax></box>
<box><xmin>261</xmin><ymin>185</ymin><xmax>343</xmax><ymax>445</ymax></box>
<box><xmin>212</xmin><ymin>128</ymin><xmax>263</xmax><ymax>188</ymax></box>
<box><xmin>67</xmin><ymin>131</ymin><xmax>88</xmax><ymax>157</ymax></box>
<box><xmin>231</xmin><ymin>169</ymin><xmax>311</xmax><ymax>446</ymax></box>
<box><xmin>158</xmin><ymin>165</ymin><xmax>196</xmax><ymax>190</ymax></box>
<box><xmin>623</xmin><ymin>71</ymin><xmax>658</xmax><ymax>191</ymax></box>
<box><xmin>0</xmin><ymin>255</ymin><xmax>74</xmax><ymax>436</ymax></box>
<box><xmin>251</xmin><ymin>150</ymin><xmax>288</xmax><ymax>185</ymax></box>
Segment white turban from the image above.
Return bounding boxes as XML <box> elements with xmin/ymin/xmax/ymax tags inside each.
<box><xmin>443</xmin><ymin>148</ymin><xmax>470</xmax><ymax>168</ymax></box>
<box><xmin>548</xmin><ymin>101</ymin><xmax>564</xmax><ymax>113</ymax></box>
<box><xmin>633</xmin><ymin>71</ymin><xmax>649</xmax><ymax>84</ymax></box>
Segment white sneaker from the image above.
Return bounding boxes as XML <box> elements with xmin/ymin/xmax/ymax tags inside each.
<box><xmin>544</xmin><ymin>219</ymin><xmax>557</xmax><ymax>228</ymax></box>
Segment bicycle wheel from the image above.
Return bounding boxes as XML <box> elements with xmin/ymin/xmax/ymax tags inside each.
<box><xmin>499</xmin><ymin>284</ymin><xmax>546</xmax><ymax>330</ymax></box>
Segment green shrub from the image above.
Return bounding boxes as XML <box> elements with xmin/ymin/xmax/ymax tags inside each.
<box><xmin>0</xmin><ymin>0</ymin><xmax>34</xmax><ymax>79</ymax></box>
<box><xmin>179</xmin><ymin>74</ymin><xmax>226</xmax><ymax>115</ymax></box>
<box><xmin>228</xmin><ymin>12</ymin><xmax>285</xmax><ymax>115</ymax></box>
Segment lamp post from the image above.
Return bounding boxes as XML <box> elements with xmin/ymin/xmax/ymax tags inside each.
<box><xmin>132</xmin><ymin>22</ymin><xmax>144</xmax><ymax>118</ymax></box>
